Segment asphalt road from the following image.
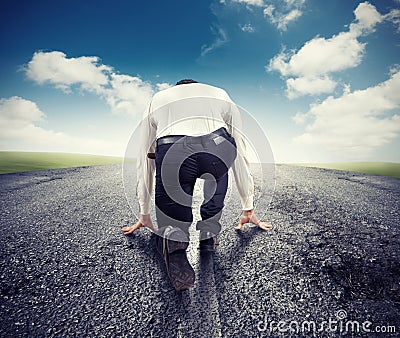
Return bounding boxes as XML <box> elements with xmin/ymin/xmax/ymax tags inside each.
<box><xmin>0</xmin><ymin>164</ymin><xmax>399</xmax><ymax>337</ymax></box>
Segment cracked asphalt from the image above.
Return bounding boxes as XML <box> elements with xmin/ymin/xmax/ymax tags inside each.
<box><xmin>0</xmin><ymin>164</ymin><xmax>399</xmax><ymax>337</ymax></box>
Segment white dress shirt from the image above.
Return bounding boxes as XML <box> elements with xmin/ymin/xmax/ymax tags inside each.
<box><xmin>137</xmin><ymin>82</ymin><xmax>254</xmax><ymax>214</ymax></box>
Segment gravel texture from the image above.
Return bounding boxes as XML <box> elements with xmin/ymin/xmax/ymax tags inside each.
<box><xmin>0</xmin><ymin>164</ymin><xmax>399</xmax><ymax>337</ymax></box>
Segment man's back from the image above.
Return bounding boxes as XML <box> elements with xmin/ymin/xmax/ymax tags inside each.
<box><xmin>148</xmin><ymin>83</ymin><xmax>235</xmax><ymax>138</ymax></box>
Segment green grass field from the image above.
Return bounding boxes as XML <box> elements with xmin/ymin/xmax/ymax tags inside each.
<box><xmin>290</xmin><ymin>162</ymin><xmax>400</xmax><ymax>179</ymax></box>
<box><xmin>1</xmin><ymin>152</ymin><xmax>399</xmax><ymax>178</ymax></box>
<box><xmin>0</xmin><ymin>151</ymin><xmax>123</xmax><ymax>174</ymax></box>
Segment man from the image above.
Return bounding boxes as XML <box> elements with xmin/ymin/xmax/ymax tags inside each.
<box><xmin>122</xmin><ymin>79</ymin><xmax>271</xmax><ymax>291</ymax></box>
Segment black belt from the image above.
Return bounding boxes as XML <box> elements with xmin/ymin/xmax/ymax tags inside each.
<box><xmin>156</xmin><ymin>127</ymin><xmax>230</xmax><ymax>147</ymax></box>
<box><xmin>147</xmin><ymin>128</ymin><xmax>230</xmax><ymax>159</ymax></box>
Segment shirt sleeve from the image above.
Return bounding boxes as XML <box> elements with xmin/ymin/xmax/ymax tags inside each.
<box><xmin>223</xmin><ymin>98</ymin><xmax>254</xmax><ymax>211</ymax></box>
<box><xmin>137</xmin><ymin>102</ymin><xmax>157</xmax><ymax>215</ymax></box>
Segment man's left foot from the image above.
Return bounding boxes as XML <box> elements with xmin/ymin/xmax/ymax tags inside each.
<box><xmin>156</xmin><ymin>227</ymin><xmax>195</xmax><ymax>291</ymax></box>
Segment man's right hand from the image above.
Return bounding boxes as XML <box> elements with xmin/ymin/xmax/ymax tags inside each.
<box><xmin>234</xmin><ymin>209</ymin><xmax>272</xmax><ymax>231</ymax></box>
<box><xmin>121</xmin><ymin>214</ymin><xmax>155</xmax><ymax>235</ymax></box>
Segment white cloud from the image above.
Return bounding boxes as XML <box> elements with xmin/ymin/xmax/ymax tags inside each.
<box><xmin>263</xmin><ymin>5</ymin><xmax>274</xmax><ymax>17</ymax></box>
<box><xmin>278</xmin><ymin>9</ymin><xmax>302</xmax><ymax>31</ymax></box>
<box><xmin>222</xmin><ymin>0</ymin><xmax>305</xmax><ymax>31</ymax></box>
<box><xmin>267</xmin><ymin>2</ymin><xmax>392</xmax><ymax>99</ymax></box>
<box><xmin>240</xmin><ymin>23</ymin><xmax>256</xmax><ymax>33</ymax></box>
<box><xmin>0</xmin><ymin>96</ymin><xmax>122</xmax><ymax>155</ymax></box>
<box><xmin>264</xmin><ymin>6</ymin><xmax>303</xmax><ymax>31</ymax></box>
<box><xmin>286</xmin><ymin>76</ymin><xmax>337</xmax><ymax>99</ymax></box>
<box><xmin>294</xmin><ymin>70</ymin><xmax>400</xmax><ymax>158</ymax></box>
<box><xmin>349</xmin><ymin>1</ymin><xmax>383</xmax><ymax>35</ymax></box>
<box><xmin>384</xmin><ymin>8</ymin><xmax>400</xmax><ymax>32</ymax></box>
<box><xmin>200</xmin><ymin>26</ymin><xmax>229</xmax><ymax>57</ymax></box>
<box><xmin>0</xmin><ymin>96</ymin><xmax>44</xmax><ymax>129</ymax></box>
<box><xmin>269</xmin><ymin>33</ymin><xmax>365</xmax><ymax>77</ymax></box>
<box><xmin>24</xmin><ymin>51</ymin><xmax>166</xmax><ymax>117</ymax></box>
<box><xmin>25</xmin><ymin>51</ymin><xmax>110</xmax><ymax>93</ymax></box>
<box><xmin>292</xmin><ymin>111</ymin><xmax>307</xmax><ymax>124</ymax></box>
<box><xmin>156</xmin><ymin>82</ymin><xmax>173</xmax><ymax>91</ymax></box>
<box><xmin>104</xmin><ymin>73</ymin><xmax>154</xmax><ymax>116</ymax></box>
<box><xmin>284</xmin><ymin>0</ymin><xmax>305</xmax><ymax>6</ymax></box>
<box><xmin>263</xmin><ymin>0</ymin><xmax>305</xmax><ymax>31</ymax></box>
<box><xmin>232</xmin><ymin>0</ymin><xmax>264</xmax><ymax>6</ymax></box>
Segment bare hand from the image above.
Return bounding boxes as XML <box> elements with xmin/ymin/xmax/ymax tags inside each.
<box><xmin>121</xmin><ymin>214</ymin><xmax>155</xmax><ymax>235</ymax></box>
<box><xmin>234</xmin><ymin>209</ymin><xmax>272</xmax><ymax>231</ymax></box>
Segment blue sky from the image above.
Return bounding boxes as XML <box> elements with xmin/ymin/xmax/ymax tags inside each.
<box><xmin>0</xmin><ymin>0</ymin><xmax>399</xmax><ymax>162</ymax></box>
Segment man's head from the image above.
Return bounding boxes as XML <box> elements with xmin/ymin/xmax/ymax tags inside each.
<box><xmin>176</xmin><ymin>79</ymin><xmax>198</xmax><ymax>86</ymax></box>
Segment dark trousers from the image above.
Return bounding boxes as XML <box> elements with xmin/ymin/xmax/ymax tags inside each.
<box><xmin>154</xmin><ymin>128</ymin><xmax>237</xmax><ymax>236</ymax></box>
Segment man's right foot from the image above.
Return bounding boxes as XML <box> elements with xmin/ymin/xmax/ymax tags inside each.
<box><xmin>198</xmin><ymin>231</ymin><xmax>219</xmax><ymax>252</ymax></box>
<box><xmin>157</xmin><ymin>227</ymin><xmax>195</xmax><ymax>291</ymax></box>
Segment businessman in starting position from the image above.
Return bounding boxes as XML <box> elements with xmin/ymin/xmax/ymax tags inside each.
<box><xmin>122</xmin><ymin>79</ymin><xmax>271</xmax><ymax>291</ymax></box>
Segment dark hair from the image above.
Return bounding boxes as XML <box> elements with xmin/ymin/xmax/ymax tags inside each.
<box><xmin>176</xmin><ymin>79</ymin><xmax>198</xmax><ymax>86</ymax></box>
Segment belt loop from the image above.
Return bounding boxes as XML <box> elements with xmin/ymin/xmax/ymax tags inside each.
<box><xmin>183</xmin><ymin>135</ymin><xmax>188</xmax><ymax>148</ymax></box>
<box><xmin>201</xmin><ymin>133</ymin><xmax>208</xmax><ymax>150</ymax></box>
